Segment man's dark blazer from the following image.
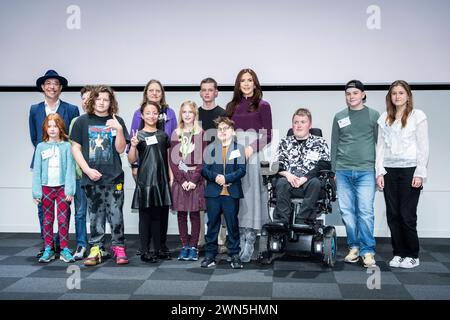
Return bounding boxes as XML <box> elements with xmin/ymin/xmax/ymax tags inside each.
<box><xmin>28</xmin><ymin>100</ymin><xmax>79</xmax><ymax>168</ymax></box>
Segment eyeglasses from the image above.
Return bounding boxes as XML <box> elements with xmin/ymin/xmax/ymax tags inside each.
<box><xmin>217</xmin><ymin>126</ymin><xmax>231</xmax><ymax>132</ymax></box>
<box><xmin>44</xmin><ymin>81</ymin><xmax>61</xmax><ymax>87</ymax></box>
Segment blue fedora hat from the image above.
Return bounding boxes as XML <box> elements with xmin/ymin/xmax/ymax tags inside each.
<box><xmin>36</xmin><ymin>70</ymin><xmax>68</xmax><ymax>92</ymax></box>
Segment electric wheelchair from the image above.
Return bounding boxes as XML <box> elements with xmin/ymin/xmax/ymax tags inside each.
<box><xmin>257</xmin><ymin>128</ymin><xmax>338</xmax><ymax>267</ymax></box>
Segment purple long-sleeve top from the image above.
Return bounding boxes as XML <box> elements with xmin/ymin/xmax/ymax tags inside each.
<box><xmin>231</xmin><ymin>97</ymin><xmax>273</xmax><ymax>152</ymax></box>
<box><xmin>129</xmin><ymin>106</ymin><xmax>177</xmax><ymax>138</ymax></box>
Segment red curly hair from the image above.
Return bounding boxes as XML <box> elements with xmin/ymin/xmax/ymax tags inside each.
<box><xmin>42</xmin><ymin>113</ymin><xmax>68</xmax><ymax>142</ymax></box>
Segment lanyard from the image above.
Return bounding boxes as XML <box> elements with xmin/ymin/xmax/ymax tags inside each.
<box><xmin>180</xmin><ymin>129</ymin><xmax>195</xmax><ymax>160</ymax></box>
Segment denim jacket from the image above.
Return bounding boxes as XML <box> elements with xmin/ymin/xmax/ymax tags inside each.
<box><xmin>32</xmin><ymin>141</ymin><xmax>76</xmax><ymax>199</ymax></box>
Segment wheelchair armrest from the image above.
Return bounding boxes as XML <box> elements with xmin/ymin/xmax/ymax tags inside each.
<box><xmin>318</xmin><ymin>170</ymin><xmax>335</xmax><ymax>179</ymax></box>
<box><xmin>261</xmin><ymin>161</ymin><xmax>279</xmax><ymax>186</ymax></box>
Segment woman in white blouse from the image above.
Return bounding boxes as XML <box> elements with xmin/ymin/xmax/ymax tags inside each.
<box><xmin>376</xmin><ymin>80</ymin><xmax>429</xmax><ymax>269</ymax></box>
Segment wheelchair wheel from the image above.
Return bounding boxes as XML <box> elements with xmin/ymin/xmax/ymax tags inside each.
<box><xmin>322</xmin><ymin>227</ymin><xmax>337</xmax><ymax>267</ymax></box>
<box><xmin>257</xmin><ymin>232</ymin><xmax>274</xmax><ymax>265</ymax></box>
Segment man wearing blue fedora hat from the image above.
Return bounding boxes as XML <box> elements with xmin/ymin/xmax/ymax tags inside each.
<box><xmin>29</xmin><ymin>69</ymin><xmax>80</xmax><ymax>257</ymax></box>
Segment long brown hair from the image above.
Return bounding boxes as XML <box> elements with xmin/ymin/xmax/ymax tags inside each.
<box><xmin>141</xmin><ymin>79</ymin><xmax>168</xmax><ymax>108</ymax></box>
<box><xmin>225</xmin><ymin>68</ymin><xmax>263</xmax><ymax>117</ymax></box>
<box><xmin>85</xmin><ymin>85</ymin><xmax>119</xmax><ymax>115</ymax></box>
<box><xmin>386</xmin><ymin>80</ymin><xmax>413</xmax><ymax>128</ymax></box>
<box><xmin>42</xmin><ymin>113</ymin><xmax>68</xmax><ymax>142</ymax></box>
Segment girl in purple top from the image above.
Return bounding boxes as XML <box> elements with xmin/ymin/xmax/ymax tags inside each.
<box><xmin>169</xmin><ymin>100</ymin><xmax>206</xmax><ymax>262</ymax></box>
<box><xmin>225</xmin><ymin>68</ymin><xmax>273</xmax><ymax>262</ymax></box>
<box><xmin>129</xmin><ymin>79</ymin><xmax>177</xmax><ymax>259</ymax></box>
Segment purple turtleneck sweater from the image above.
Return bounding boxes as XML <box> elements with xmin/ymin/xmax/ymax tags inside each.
<box><xmin>231</xmin><ymin>97</ymin><xmax>272</xmax><ymax>152</ymax></box>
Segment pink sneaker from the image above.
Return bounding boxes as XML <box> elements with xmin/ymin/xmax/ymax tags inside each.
<box><xmin>112</xmin><ymin>246</ymin><xmax>129</xmax><ymax>265</ymax></box>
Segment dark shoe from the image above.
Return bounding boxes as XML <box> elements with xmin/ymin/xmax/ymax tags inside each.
<box><xmin>230</xmin><ymin>255</ymin><xmax>243</xmax><ymax>269</ymax></box>
<box><xmin>157</xmin><ymin>249</ymin><xmax>172</xmax><ymax>260</ymax></box>
<box><xmin>136</xmin><ymin>249</ymin><xmax>142</xmax><ymax>256</ymax></box>
<box><xmin>36</xmin><ymin>248</ymin><xmax>45</xmax><ymax>258</ymax></box>
<box><xmin>200</xmin><ymin>257</ymin><xmax>216</xmax><ymax>268</ymax></box>
<box><xmin>141</xmin><ymin>252</ymin><xmax>159</xmax><ymax>263</ymax></box>
<box><xmin>53</xmin><ymin>245</ymin><xmax>61</xmax><ymax>259</ymax></box>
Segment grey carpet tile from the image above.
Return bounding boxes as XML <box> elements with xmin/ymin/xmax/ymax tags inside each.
<box><xmin>13</xmin><ymin>247</ymin><xmax>44</xmax><ymax>257</ymax></box>
<box><xmin>203</xmin><ymin>281</ymin><xmax>272</xmax><ymax>297</ymax></box>
<box><xmin>58</xmin><ymin>293</ymin><xmax>131</xmax><ymax>300</ymax></box>
<box><xmin>200</xmin><ymin>296</ymin><xmax>272</xmax><ymax>300</ymax></box>
<box><xmin>0</xmin><ymin>265</ymin><xmax>42</xmax><ymax>277</ymax></box>
<box><xmin>0</xmin><ymin>239</ymin><xmax>42</xmax><ymax>247</ymax></box>
<box><xmin>28</xmin><ymin>264</ymin><xmax>97</xmax><ymax>279</ymax></box>
<box><xmin>0</xmin><ymin>277</ymin><xmax>21</xmax><ymax>290</ymax></box>
<box><xmin>429</xmin><ymin>252</ymin><xmax>450</xmax><ymax>263</ymax></box>
<box><xmin>135</xmin><ymin>280</ymin><xmax>208</xmax><ymax>296</ymax></box>
<box><xmin>210</xmin><ymin>269</ymin><xmax>273</xmax><ymax>283</ymax></box>
<box><xmin>404</xmin><ymin>285</ymin><xmax>450</xmax><ymax>299</ymax></box>
<box><xmin>159</xmin><ymin>260</ymin><xmax>203</xmax><ymax>269</ymax></box>
<box><xmin>0</xmin><ymin>246</ymin><xmax>30</xmax><ymax>256</ymax></box>
<box><xmin>0</xmin><ymin>292</ymin><xmax>63</xmax><ymax>300</ymax></box>
<box><xmin>0</xmin><ymin>255</ymin><xmax>42</xmax><ymax>266</ymax></box>
<box><xmin>2</xmin><ymin>277</ymin><xmax>69</xmax><ymax>293</ymax></box>
<box><xmin>272</xmin><ymin>282</ymin><xmax>342</xmax><ymax>299</ymax></box>
<box><xmin>1</xmin><ymin>233</ymin><xmax>450</xmax><ymax>300</ymax></box>
<box><xmin>87</xmin><ymin>266</ymin><xmax>157</xmax><ymax>280</ymax></box>
<box><xmin>131</xmin><ymin>295</ymin><xmax>201</xmax><ymax>300</ymax></box>
<box><xmin>5</xmin><ymin>233</ymin><xmax>38</xmax><ymax>239</ymax></box>
<box><xmin>149</xmin><ymin>267</ymin><xmax>213</xmax><ymax>281</ymax></box>
<box><xmin>333</xmin><ymin>270</ymin><xmax>402</xmax><ymax>285</ymax></box>
<box><xmin>339</xmin><ymin>284</ymin><xmax>413</xmax><ymax>300</ymax></box>
<box><xmin>272</xmin><ymin>270</ymin><xmax>336</xmax><ymax>283</ymax></box>
<box><xmin>272</xmin><ymin>259</ymin><xmax>333</xmax><ymax>272</ymax></box>
<box><xmin>390</xmin><ymin>261</ymin><xmax>449</xmax><ymax>273</ymax></box>
<box><xmin>70</xmin><ymin>279</ymin><xmax>145</xmax><ymax>294</ymax></box>
<box><xmin>394</xmin><ymin>272</ymin><xmax>450</xmax><ymax>286</ymax></box>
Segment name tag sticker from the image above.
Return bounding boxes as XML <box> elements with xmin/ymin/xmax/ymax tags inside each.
<box><xmin>145</xmin><ymin>136</ymin><xmax>158</xmax><ymax>145</ymax></box>
<box><xmin>178</xmin><ymin>161</ymin><xmax>189</xmax><ymax>173</ymax></box>
<box><xmin>338</xmin><ymin>116</ymin><xmax>351</xmax><ymax>128</ymax></box>
<box><xmin>41</xmin><ymin>149</ymin><xmax>53</xmax><ymax>160</ymax></box>
<box><xmin>229</xmin><ymin>149</ymin><xmax>241</xmax><ymax>160</ymax></box>
<box><xmin>306</xmin><ymin>151</ymin><xmax>320</xmax><ymax>161</ymax></box>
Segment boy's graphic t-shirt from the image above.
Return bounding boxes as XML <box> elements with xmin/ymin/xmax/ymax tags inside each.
<box><xmin>89</xmin><ymin>125</ymin><xmax>113</xmax><ymax>165</ymax></box>
<box><xmin>70</xmin><ymin>113</ymin><xmax>130</xmax><ymax>186</ymax></box>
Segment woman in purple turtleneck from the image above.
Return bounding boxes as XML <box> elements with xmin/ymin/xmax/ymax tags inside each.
<box><xmin>225</xmin><ymin>68</ymin><xmax>273</xmax><ymax>263</ymax></box>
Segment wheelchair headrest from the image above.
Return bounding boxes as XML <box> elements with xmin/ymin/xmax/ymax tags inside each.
<box><xmin>286</xmin><ymin>128</ymin><xmax>323</xmax><ymax>137</ymax></box>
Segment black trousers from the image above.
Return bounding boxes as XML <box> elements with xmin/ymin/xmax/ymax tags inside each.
<box><xmin>160</xmin><ymin>206</ymin><xmax>170</xmax><ymax>251</ymax></box>
<box><xmin>383</xmin><ymin>167</ymin><xmax>422</xmax><ymax>258</ymax></box>
<box><xmin>139</xmin><ymin>206</ymin><xmax>164</xmax><ymax>253</ymax></box>
<box><xmin>273</xmin><ymin>177</ymin><xmax>322</xmax><ymax>223</ymax></box>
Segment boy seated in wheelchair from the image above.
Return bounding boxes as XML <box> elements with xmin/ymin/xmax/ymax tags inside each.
<box><xmin>272</xmin><ymin>108</ymin><xmax>331</xmax><ymax>226</ymax></box>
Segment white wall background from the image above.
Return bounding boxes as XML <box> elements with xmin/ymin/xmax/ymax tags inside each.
<box><xmin>1</xmin><ymin>0</ymin><xmax>450</xmax><ymax>85</ymax></box>
<box><xmin>0</xmin><ymin>89</ymin><xmax>449</xmax><ymax>237</ymax></box>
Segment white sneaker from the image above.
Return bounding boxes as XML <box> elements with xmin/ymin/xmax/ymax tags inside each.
<box><xmin>73</xmin><ymin>246</ymin><xmax>86</xmax><ymax>261</ymax></box>
<box><xmin>344</xmin><ymin>248</ymin><xmax>360</xmax><ymax>263</ymax></box>
<box><xmin>399</xmin><ymin>257</ymin><xmax>420</xmax><ymax>269</ymax></box>
<box><xmin>389</xmin><ymin>256</ymin><xmax>404</xmax><ymax>268</ymax></box>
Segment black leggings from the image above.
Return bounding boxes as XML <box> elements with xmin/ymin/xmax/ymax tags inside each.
<box><xmin>139</xmin><ymin>206</ymin><xmax>166</xmax><ymax>253</ymax></box>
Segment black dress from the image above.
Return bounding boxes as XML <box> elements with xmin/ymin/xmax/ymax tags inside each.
<box><xmin>131</xmin><ymin>129</ymin><xmax>172</xmax><ymax>209</ymax></box>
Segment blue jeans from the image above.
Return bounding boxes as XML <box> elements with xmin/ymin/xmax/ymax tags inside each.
<box><xmin>74</xmin><ymin>179</ymin><xmax>88</xmax><ymax>247</ymax></box>
<box><xmin>336</xmin><ymin>170</ymin><xmax>376</xmax><ymax>256</ymax></box>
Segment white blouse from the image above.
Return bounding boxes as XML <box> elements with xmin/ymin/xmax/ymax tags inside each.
<box><xmin>46</xmin><ymin>146</ymin><xmax>61</xmax><ymax>187</ymax></box>
<box><xmin>376</xmin><ymin>109</ymin><xmax>429</xmax><ymax>178</ymax></box>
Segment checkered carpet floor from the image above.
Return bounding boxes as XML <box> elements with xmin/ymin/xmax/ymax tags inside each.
<box><xmin>0</xmin><ymin>233</ymin><xmax>449</xmax><ymax>300</ymax></box>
